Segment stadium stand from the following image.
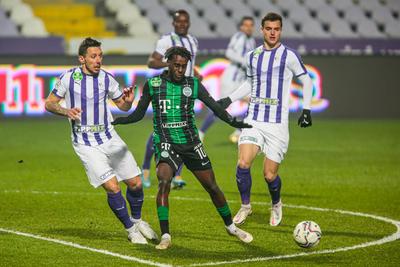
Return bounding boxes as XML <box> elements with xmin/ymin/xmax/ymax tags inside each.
<box><xmin>129</xmin><ymin>0</ymin><xmax>399</xmax><ymax>39</ymax></box>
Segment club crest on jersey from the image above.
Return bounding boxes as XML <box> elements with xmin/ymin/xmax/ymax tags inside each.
<box><xmin>73</xmin><ymin>72</ymin><xmax>83</xmax><ymax>82</ymax></box>
<box><xmin>183</xmin><ymin>86</ymin><xmax>192</xmax><ymax>97</ymax></box>
<box><xmin>150</xmin><ymin>77</ymin><xmax>162</xmax><ymax>87</ymax></box>
<box><xmin>161</xmin><ymin>150</ymin><xmax>169</xmax><ymax>158</ymax></box>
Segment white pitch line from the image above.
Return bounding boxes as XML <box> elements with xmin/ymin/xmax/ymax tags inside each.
<box><xmin>0</xmin><ymin>227</ymin><xmax>171</xmax><ymax>267</ymax></box>
<box><xmin>2</xmin><ymin>190</ymin><xmax>400</xmax><ymax>266</ymax></box>
<box><xmin>187</xmin><ymin>204</ymin><xmax>400</xmax><ymax>266</ymax></box>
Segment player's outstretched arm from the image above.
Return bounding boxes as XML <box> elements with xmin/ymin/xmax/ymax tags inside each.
<box><xmin>198</xmin><ymin>83</ymin><xmax>251</xmax><ymax>129</ymax></box>
<box><xmin>112</xmin><ymin>84</ymin><xmax>151</xmax><ymax>125</ymax></box>
<box><xmin>297</xmin><ymin>74</ymin><xmax>313</xmax><ymax>128</ymax></box>
<box><xmin>217</xmin><ymin>79</ymin><xmax>252</xmax><ymax>109</ymax></box>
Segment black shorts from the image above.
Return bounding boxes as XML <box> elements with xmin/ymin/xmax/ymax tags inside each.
<box><xmin>154</xmin><ymin>141</ymin><xmax>212</xmax><ymax>173</ymax></box>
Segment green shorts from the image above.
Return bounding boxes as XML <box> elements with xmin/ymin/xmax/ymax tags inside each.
<box><xmin>154</xmin><ymin>141</ymin><xmax>212</xmax><ymax>173</ymax></box>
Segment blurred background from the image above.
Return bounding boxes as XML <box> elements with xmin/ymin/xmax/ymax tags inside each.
<box><xmin>0</xmin><ymin>0</ymin><xmax>399</xmax><ymax>119</ymax></box>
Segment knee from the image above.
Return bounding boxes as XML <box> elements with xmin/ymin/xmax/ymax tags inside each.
<box><xmin>264</xmin><ymin>170</ymin><xmax>278</xmax><ymax>183</ymax></box>
<box><xmin>126</xmin><ymin>176</ymin><xmax>142</xmax><ymax>191</ymax></box>
<box><xmin>237</xmin><ymin>158</ymin><xmax>252</xmax><ymax>169</ymax></box>
<box><xmin>103</xmin><ymin>182</ymin><xmax>121</xmax><ymax>194</ymax></box>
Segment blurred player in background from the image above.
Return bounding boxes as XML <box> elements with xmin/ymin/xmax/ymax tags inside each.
<box><xmin>45</xmin><ymin>37</ymin><xmax>157</xmax><ymax>244</ymax></box>
<box><xmin>142</xmin><ymin>9</ymin><xmax>201</xmax><ymax>189</ymax></box>
<box><xmin>198</xmin><ymin>16</ymin><xmax>256</xmax><ymax>143</ymax></box>
<box><xmin>113</xmin><ymin>47</ymin><xmax>253</xmax><ymax>250</ymax></box>
<box><xmin>218</xmin><ymin>13</ymin><xmax>313</xmax><ymax>226</ymax></box>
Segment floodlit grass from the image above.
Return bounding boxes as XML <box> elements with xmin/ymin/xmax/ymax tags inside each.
<box><xmin>0</xmin><ymin>117</ymin><xmax>399</xmax><ymax>266</ymax></box>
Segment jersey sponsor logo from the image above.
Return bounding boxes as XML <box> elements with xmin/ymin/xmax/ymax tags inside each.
<box><xmin>99</xmin><ymin>169</ymin><xmax>113</xmax><ymax>181</ymax></box>
<box><xmin>73</xmin><ymin>124</ymin><xmax>106</xmax><ymax>133</ymax></box>
<box><xmin>72</xmin><ymin>71</ymin><xmax>83</xmax><ymax>82</ymax></box>
<box><xmin>240</xmin><ymin>136</ymin><xmax>258</xmax><ymax>143</ymax></box>
<box><xmin>159</xmin><ymin>99</ymin><xmax>171</xmax><ymax>113</ymax></box>
<box><xmin>182</xmin><ymin>86</ymin><xmax>192</xmax><ymax>97</ymax></box>
<box><xmin>250</xmin><ymin>97</ymin><xmax>279</xmax><ymax>106</ymax></box>
<box><xmin>150</xmin><ymin>77</ymin><xmax>162</xmax><ymax>87</ymax></box>
<box><xmin>201</xmin><ymin>160</ymin><xmax>210</xmax><ymax>166</ymax></box>
<box><xmin>161</xmin><ymin>150</ymin><xmax>169</xmax><ymax>158</ymax></box>
<box><xmin>161</xmin><ymin>121</ymin><xmax>188</xmax><ymax>128</ymax></box>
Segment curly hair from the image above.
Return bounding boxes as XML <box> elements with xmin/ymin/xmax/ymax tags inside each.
<box><xmin>164</xmin><ymin>46</ymin><xmax>192</xmax><ymax>62</ymax></box>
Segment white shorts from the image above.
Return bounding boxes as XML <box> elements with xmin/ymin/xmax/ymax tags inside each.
<box><xmin>238</xmin><ymin>119</ymin><xmax>289</xmax><ymax>163</ymax></box>
<box><xmin>73</xmin><ymin>134</ymin><xmax>141</xmax><ymax>188</ymax></box>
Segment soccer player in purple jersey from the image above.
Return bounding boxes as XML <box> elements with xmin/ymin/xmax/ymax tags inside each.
<box><xmin>199</xmin><ymin>16</ymin><xmax>256</xmax><ymax>143</ymax></box>
<box><xmin>218</xmin><ymin>13</ymin><xmax>313</xmax><ymax>226</ymax></box>
<box><xmin>142</xmin><ymin>9</ymin><xmax>202</xmax><ymax>189</ymax></box>
<box><xmin>45</xmin><ymin>37</ymin><xmax>157</xmax><ymax>244</ymax></box>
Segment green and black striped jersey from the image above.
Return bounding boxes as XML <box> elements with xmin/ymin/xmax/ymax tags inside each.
<box><xmin>148</xmin><ymin>73</ymin><xmax>200</xmax><ymax>144</ymax></box>
<box><xmin>122</xmin><ymin>71</ymin><xmax>235</xmax><ymax>145</ymax></box>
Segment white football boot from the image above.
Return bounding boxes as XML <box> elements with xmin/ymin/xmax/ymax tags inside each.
<box><xmin>135</xmin><ymin>219</ymin><xmax>158</xmax><ymax>240</ymax></box>
<box><xmin>127</xmin><ymin>223</ymin><xmax>147</xmax><ymax>244</ymax></box>
<box><xmin>226</xmin><ymin>224</ymin><xmax>253</xmax><ymax>243</ymax></box>
<box><xmin>269</xmin><ymin>200</ymin><xmax>282</xmax><ymax>226</ymax></box>
<box><xmin>233</xmin><ymin>204</ymin><xmax>252</xmax><ymax>225</ymax></box>
<box><xmin>155</xmin><ymin>233</ymin><xmax>172</xmax><ymax>250</ymax></box>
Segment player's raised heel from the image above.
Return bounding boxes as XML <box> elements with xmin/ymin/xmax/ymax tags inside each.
<box><xmin>226</xmin><ymin>224</ymin><xmax>253</xmax><ymax>243</ymax></box>
<box><xmin>270</xmin><ymin>200</ymin><xmax>282</xmax><ymax>226</ymax></box>
<box><xmin>155</xmin><ymin>234</ymin><xmax>172</xmax><ymax>250</ymax></box>
<box><xmin>127</xmin><ymin>224</ymin><xmax>148</xmax><ymax>244</ymax></box>
<box><xmin>135</xmin><ymin>219</ymin><xmax>158</xmax><ymax>240</ymax></box>
<box><xmin>233</xmin><ymin>204</ymin><xmax>252</xmax><ymax>225</ymax></box>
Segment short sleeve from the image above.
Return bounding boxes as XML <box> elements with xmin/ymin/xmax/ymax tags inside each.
<box><xmin>52</xmin><ymin>72</ymin><xmax>68</xmax><ymax>98</ymax></box>
<box><xmin>107</xmin><ymin>74</ymin><xmax>123</xmax><ymax>100</ymax></box>
<box><xmin>287</xmin><ymin>49</ymin><xmax>308</xmax><ymax>77</ymax></box>
<box><xmin>155</xmin><ymin>36</ymin><xmax>170</xmax><ymax>57</ymax></box>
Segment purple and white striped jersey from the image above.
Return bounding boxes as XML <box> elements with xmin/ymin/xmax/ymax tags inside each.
<box><xmin>52</xmin><ymin>67</ymin><xmax>122</xmax><ymax>146</ymax></box>
<box><xmin>246</xmin><ymin>44</ymin><xmax>308</xmax><ymax>123</ymax></box>
<box><xmin>155</xmin><ymin>31</ymin><xmax>198</xmax><ymax>77</ymax></box>
<box><xmin>225</xmin><ymin>31</ymin><xmax>256</xmax><ymax>83</ymax></box>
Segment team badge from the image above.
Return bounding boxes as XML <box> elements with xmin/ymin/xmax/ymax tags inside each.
<box><xmin>151</xmin><ymin>77</ymin><xmax>162</xmax><ymax>87</ymax></box>
<box><xmin>73</xmin><ymin>72</ymin><xmax>83</xmax><ymax>81</ymax></box>
<box><xmin>161</xmin><ymin>150</ymin><xmax>169</xmax><ymax>158</ymax></box>
<box><xmin>183</xmin><ymin>86</ymin><xmax>192</xmax><ymax>97</ymax></box>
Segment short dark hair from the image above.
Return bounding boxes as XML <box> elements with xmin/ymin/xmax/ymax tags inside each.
<box><xmin>261</xmin><ymin>12</ymin><xmax>283</xmax><ymax>28</ymax></box>
<box><xmin>239</xmin><ymin>16</ymin><xmax>254</xmax><ymax>27</ymax></box>
<box><xmin>172</xmin><ymin>9</ymin><xmax>190</xmax><ymax>21</ymax></box>
<box><xmin>165</xmin><ymin>46</ymin><xmax>192</xmax><ymax>62</ymax></box>
<box><xmin>78</xmin><ymin>37</ymin><xmax>101</xmax><ymax>56</ymax></box>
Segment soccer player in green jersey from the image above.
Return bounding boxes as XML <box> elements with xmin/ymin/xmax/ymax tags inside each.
<box><xmin>113</xmin><ymin>47</ymin><xmax>253</xmax><ymax>249</ymax></box>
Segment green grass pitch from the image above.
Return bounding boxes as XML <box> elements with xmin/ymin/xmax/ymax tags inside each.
<box><xmin>0</xmin><ymin>117</ymin><xmax>399</xmax><ymax>266</ymax></box>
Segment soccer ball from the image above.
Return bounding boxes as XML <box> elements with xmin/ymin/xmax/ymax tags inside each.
<box><xmin>293</xmin><ymin>221</ymin><xmax>322</xmax><ymax>248</ymax></box>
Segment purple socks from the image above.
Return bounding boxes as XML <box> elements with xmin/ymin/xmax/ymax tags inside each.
<box><xmin>107</xmin><ymin>191</ymin><xmax>133</xmax><ymax>229</ymax></box>
<box><xmin>142</xmin><ymin>134</ymin><xmax>154</xmax><ymax>170</ymax></box>
<box><xmin>267</xmin><ymin>175</ymin><xmax>281</xmax><ymax>204</ymax></box>
<box><xmin>236</xmin><ymin>166</ymin><xmax>252</xmax><ymax>205</ymax></box>
<box><xmin>126</xmin><ymin>187</ymin><xmax>144</xmax><ymax>220</ymax></box>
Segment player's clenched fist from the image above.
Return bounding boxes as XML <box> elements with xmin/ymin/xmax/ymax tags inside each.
<box><xmin>297</xmin><ymin>109</ymin><xmax>312</xmax><ymax>128</ymax></box>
